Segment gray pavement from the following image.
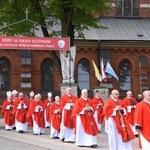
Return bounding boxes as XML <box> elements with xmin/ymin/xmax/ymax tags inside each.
<box><xmin>0</xmin><ymin>119</ymin><xmax>140</xmax><ymax>150</ymax></box>
<box><xmin>0</xmin><ymin>137</ymin><xmax>50</xmax><ymax>150</ymax></box>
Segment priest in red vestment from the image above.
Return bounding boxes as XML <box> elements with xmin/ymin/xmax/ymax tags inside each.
<box><xmin>50</xmin><ymin>96</ymin><xmax>62</xmax><ymax>139</ymax></box>
<box><xmin>123</xmin><ymin>90</ymin><xmax>138</xmax><ymax>136</ymax></box>
<box><xmin>1</xmin><ymin>91</ymin><xmax>15</xmax><ymax>130</ymax></box>
<box><xmin>135</xmin><ymin>90</ymin><xmax>150</xmax><ymax>150</ymax></box>
<box><xmin>103</xmin><ymin>89</ymin><xmax>135</xmax><ymax>150</ymax></box>
<box><xmin>43</xmin><ymin>92</ymin><xmax>53</xmax><ymax>128</ymax></box>
<box><xmin>26</xmin><ymin>93</ymin><xmax>45</xmax><ymax>135</ymax></box>
<box><xmin>13</xmin><ymin>92</ymin><xmax>29</xmax><ymax>133</ymax></box>
<box><xmin>59</xmin><ymin>87</ymin><xmax>77</xmax><ymax>143</ymax></box>
<box><xmin>71</xmin><ymin>89</ymin><xmax>98</xmax><ymax>148</ymax></box>
<box><xmin>92</xmin><ymin>90</ymin><xmax>104</xmax><ymax>133</ymax></box>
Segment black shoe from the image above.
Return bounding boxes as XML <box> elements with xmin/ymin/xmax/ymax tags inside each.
<box><xmin>34</xmin><ymin>133</ymin><xmax>38</xmax><ymax>135</ymax></box>
<box><xmin>6</xmin><ymin>129</ymin><xmax>11</xmax><ymax>131</ymax></box>
<box><xmin>61</xmin><ymin>138</ymin><xmax>65</xmax><ymax>142</ymax></box>
<box><xmin>90</xmin><ymin>144</ymin><xmax>97</xmax><ymax>148</ymax></box>
<box><xmin>68</xmin><ymin>141</ymin><xmax>75</xmax><ymax>143</ymax></box>
<box><xmin>52</xmin><ymin>136</ymin><xmax>60</xmax><ymax>139</ymax></box>
<box><xmin>19</xmin><ymin>130</ymin><xmax>24</xmax><ymax>133</ymax></box>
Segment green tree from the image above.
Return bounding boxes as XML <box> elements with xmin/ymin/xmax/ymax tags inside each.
<box><xmin>0</xmin><ymin>0</ymin><xmax>112</xmax><ymax>75</ymax></box>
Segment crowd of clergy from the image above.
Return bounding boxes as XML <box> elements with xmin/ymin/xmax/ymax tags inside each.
<box><xmin>1</xmin><ymin>87</ymin><xmax>150</xmax><ymax>150</ymax></box>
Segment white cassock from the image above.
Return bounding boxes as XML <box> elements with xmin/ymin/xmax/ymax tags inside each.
<box><xmin>75</xmin><ymin>110</ymin><xmax>97</xmax><ymax>146</ymax></box>
<box><xmin>94</xmin><ymin>108</ymin><xmax>102</xmax><ymax>131</ymax></box>
<box><xmin>59</xmin><ymin>103</ymin><xmax>76</xmax><ymax>142</ymax></box>
<box><xmin>107</xmin><ymin>108</ymin><xmax>133</xmax><ymax>150</ymax></box>
<box><xmin>140</xmin><ymin>133</ymin><xmax>150</xmax><ymax>150</ymax></box>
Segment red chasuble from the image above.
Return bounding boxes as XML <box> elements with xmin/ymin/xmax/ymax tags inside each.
<box><xmin>60</xmin><ymin>94</ymin><xmax>77</xmax><ymax>128</ymax></box>
<box><xmin>13</xmin><ymin>98</ymin><xmax>29</xmax><ymax>123</ymax></box>
<box><xmin>43</xmin><ymin>99</ymin><xmax>53</xmax><ymax>122</ymax></box>
<box><xmin>1</xmin><ymin>100</ymin><xmax>15</xmax><ymax>126</ymax></box>
<box><xmin>50</xmin><ymin>102</ymin><xmax>62</xmax><ymax>132</ymax></box>
<box><xmin>26</xmin><ymin>99</ymin><xmax>45</xmax><ymax>128</ymax></box>
<box><xmin>104</xmin><ymin>98</ymin><xmax>135</xmax><ymax>142</ymax></box>
<box><xmin>71</xmin><ymin>97</ymin><xmax>99</xmax><ymax>136</ymax></box>
<box><xmin>123</xmin><ymin>97</ymin><xmax>137</xmax><ymax>125</ymax></box>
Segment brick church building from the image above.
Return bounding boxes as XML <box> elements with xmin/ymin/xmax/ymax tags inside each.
<box><xmin>0</xmin><ymin>0</ymin><xmax>150</xmax><ymax>105</ymax></box>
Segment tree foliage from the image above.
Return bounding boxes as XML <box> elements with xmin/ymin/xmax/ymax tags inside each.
<box><xmin>0</xmin><ymin>0</ymin><xmax>112</xmax><ymax>74</ymax></box>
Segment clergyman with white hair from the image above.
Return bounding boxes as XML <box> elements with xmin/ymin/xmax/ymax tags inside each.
<box><xmin>104</xmin><ymin>89</ymin><xmax>135</xmax><ymax>150</ymax></box>
<box><xmin>13</xmin><ymin>92</ymin><xmax>29</xmax><ymax>133</ymax></box>
<box><xmin>71</xmin><ymin>89</ymin><xmax>99</xmax><ymax>148</ymax></box>
<box><xmin>50</xmin><ymin>96</ymin><xmax>61</xmax><ymax>139</ymax></box>
<box><xmin>26</xmin><ymin>93</ymin><xmax>45</xmax><ymax>135</ymax></box>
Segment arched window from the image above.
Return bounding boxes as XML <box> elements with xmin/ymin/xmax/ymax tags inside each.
<box><xmin>119</xmin><ymin>60</ymin><xmax>131</xmax><ymax>95</ymax></box>
<box><xmin>41</xmin><ymin>59</ymin><xmax>54</xmax><ymax>91</ymax></box>
<box><xmin>78</xmin><ymin>59</ymin><xmax>90</xmax><ymax>90</ymax></box>
<box><xmin>0</xmin><ymin>57</ymin><xmax>10</xmax><ymax>90</ymax></box>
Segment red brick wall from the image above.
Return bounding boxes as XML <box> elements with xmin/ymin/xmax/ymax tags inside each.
<box><xmin>0</xmin><ymin>45</ymin><xmax>150</xmax><ymax>105</ymax></box>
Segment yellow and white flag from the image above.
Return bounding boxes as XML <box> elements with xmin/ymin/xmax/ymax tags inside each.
<box><xmin>92</xmin><ymin>60</ymin><xmax>102</xmax><ymax>82</ymax></box>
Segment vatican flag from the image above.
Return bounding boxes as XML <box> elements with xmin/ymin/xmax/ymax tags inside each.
<box><xmin>92</xmin><ymin>60</ymin><xmax>102</xmax><ymax>82</ymax></box>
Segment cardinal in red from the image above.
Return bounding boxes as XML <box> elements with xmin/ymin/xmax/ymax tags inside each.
<box><xmin>92</xmin><ymin>90</ymin><xmax>104</xmax><ymax>133</ymax></box>
<box><xmin>1</xmin><ymin>91</ymin><xmax>15</xmax><ymax>130</ymax></box>
<box><xmin>123</xmin><ymin>90</ymin><xmax>138</xmax><ymax>136</ymax></box>
<box><xmin>103</xmin><ymin>89</ymin><xmax>135</xmax><ymax>150</ymax></box>
<box><xmin>50</xmin><ymin>96</ymin><xmax>62</xmax><ymax>139</ymax></box>
<box><xmin>13</xmin><ymin>92</ymin><xmax>29</xmax><ymax>133</ymax></box>
<box><xmin>72</xmin><ymin>89</ymin><xmax>98</xmax><ymax>148</ymax></box>
<box><xmin>43</xmin><ymin>92</ymin><xmax>53</xmax><ymax>128</ymax></box>
<box><xmin>59</xmin><ymin>87</ymin><xmax>77</xmax><ymax>142</ymax></box>
<box><xmin>26</xmin><ymin>93</ymin><xmax>45</xmax><ymax>135</ymax></box>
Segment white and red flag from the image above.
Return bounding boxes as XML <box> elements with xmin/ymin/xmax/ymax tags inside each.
<box><xmin>101</xmin><ymin>58</ymin><xmax>107</xmax><ymax>82</ymax></box>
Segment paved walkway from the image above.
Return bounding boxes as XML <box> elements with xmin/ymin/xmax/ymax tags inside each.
<box><xmin>0</xmin><ymin>119</ymin><xmax>141</xmax><ymax>150</ymax></box>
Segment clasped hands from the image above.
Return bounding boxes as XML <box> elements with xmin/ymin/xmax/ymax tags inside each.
<box><xmin>70</xmin><ymin>103</ymin><xmax>75</xmax><ymax>108</ymax></box>
<box><xmin>84</xmin><ymin>106</ymin><xmax>93</xmax><ymax>112</ymax></box>
<box><xmin>9</xmin><ymin>105</ymin><xmax>13</xmax><ymax>110</ymax></box>
<box><xmin>38</xmin><ymin>106</ymin><xmax>43</xmax><ymax>111</ymax></box>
